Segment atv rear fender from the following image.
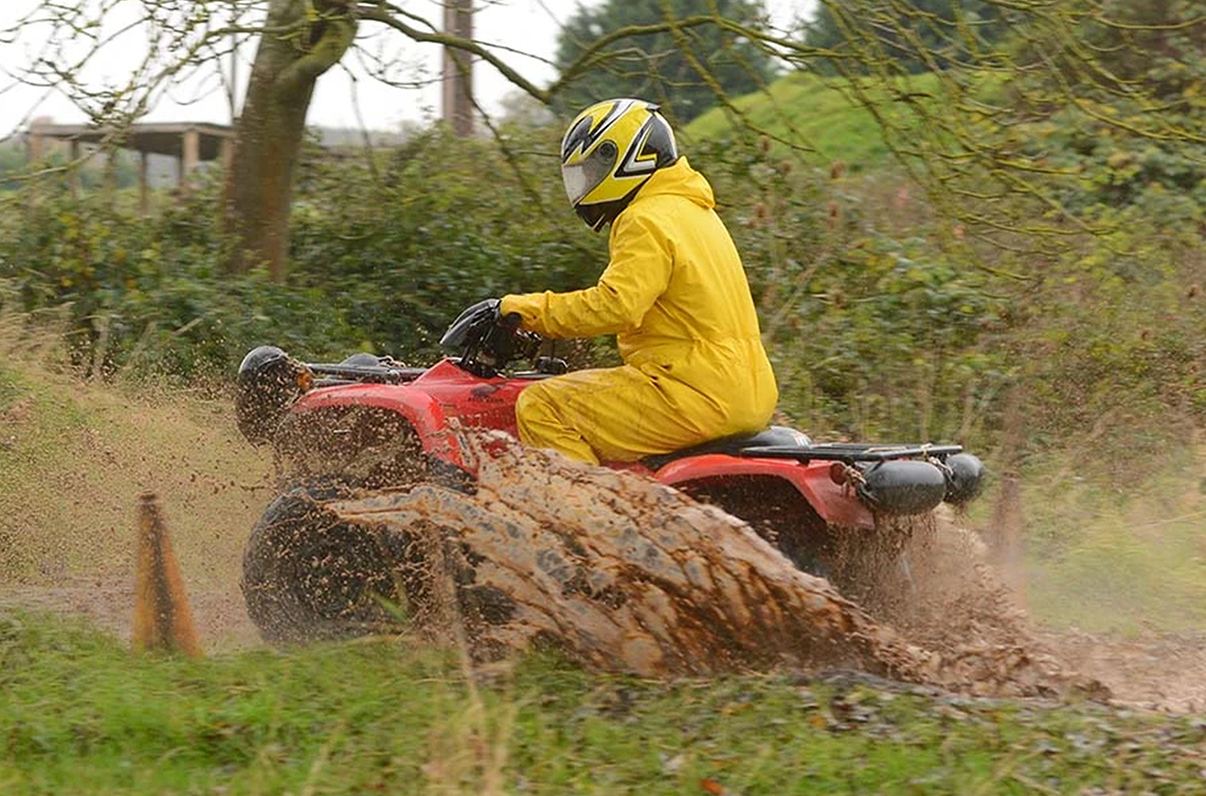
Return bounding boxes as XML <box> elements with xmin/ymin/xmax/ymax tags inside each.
<box><xmin>653</xmin><ymin>455</ymin><xmax>876</xmax><ymax>529</ymax></box>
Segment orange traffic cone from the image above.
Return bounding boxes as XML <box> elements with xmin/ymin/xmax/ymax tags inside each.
<box><xmin>132</xmin><ymin>492</ymin><xmax>201</xmax><ymax>657</ymax></box>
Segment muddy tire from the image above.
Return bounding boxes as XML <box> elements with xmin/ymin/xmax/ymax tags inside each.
<box><xmin>241</xmin><ymin>482</ymin><xmax>409</xmax><ymax>644</ymax></box>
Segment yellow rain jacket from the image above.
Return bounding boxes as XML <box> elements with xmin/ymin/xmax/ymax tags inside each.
<box><xmin>500</xmin><ymin>157</ymin><xmax>778</xmax><ymax>464</ymax></box>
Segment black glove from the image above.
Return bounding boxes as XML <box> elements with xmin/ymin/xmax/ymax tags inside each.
<box><xmin>440</xmin><ymin>298</ymin><xmax>538</xmax><ymax>372</ymax></box>
<box><xmin>483</xmin><ymin>301</ymin><xmax>525</xmax><ymax>363</ymax></box>
<box><xmin>440</xmin><ymin>298</ymin><xmax>507</xmax><ymax>351</ymax></box>
<box><xmin>497</xmin><ymin>306</ymin><xmax>523</xmax><ymax>331</ymax></box>
<box><xmin>481</xmin><ymin>300</ymin><xmax>538</xmax><ymax>364</ymax></box>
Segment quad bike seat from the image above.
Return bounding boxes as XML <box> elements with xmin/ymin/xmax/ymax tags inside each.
<box><xmin>643</xmin><ymin>426</ymin><xmax>812</xmax><ymax>471</ymax></box>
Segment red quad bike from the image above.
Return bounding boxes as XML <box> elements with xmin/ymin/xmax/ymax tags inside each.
<box><xmin>234</xmin><ymin>300</ymin><xmax>985</xmax><ymax>642</ymax></box>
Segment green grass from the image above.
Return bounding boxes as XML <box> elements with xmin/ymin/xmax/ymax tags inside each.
<box><xmin>685</xmin><ymin>71</ymin><xmax>1010</xmax><ymax>174</ymax></box>
<box><xmin>684</xmin><ymin>72</ymin><xmax>926</xmax><ymax>170</ymax></box>
<box><xmin>3</xmin><ymin>611</ymin><xmax>1206</xmax><ymax>795</ymax></box>
<box><xmin>0</xmin><ymin>364</ymin><xmax>22</xmax><ymax>410</ymax></box>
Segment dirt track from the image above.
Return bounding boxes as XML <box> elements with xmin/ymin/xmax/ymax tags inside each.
<box><xmin>3</xmin><ymin>363</ymin><xmax>1206</xmax><ymax>710</ymax></box>
<box><xmin>0</xmin><ymin>366</ymin><xmax>269</xmax><ymax>650</ymax></box>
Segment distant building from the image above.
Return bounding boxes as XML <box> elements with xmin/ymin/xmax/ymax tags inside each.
<box><xmin>25</xmin><ymin>120</ymin><xmax>236</xmax><ymax>211</ymax></box>
<box><xmin>18</xmin><ymin>119</ymin><xmax>416</xmax><ymax>210</ymax></box>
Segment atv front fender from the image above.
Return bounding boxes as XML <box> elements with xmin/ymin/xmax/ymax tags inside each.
<box><xmin>652</xmin><ymin>454</ymin><xmax>875</xmax><ymax>530</ymax></box>
<box><xmin>290</xmin><ymin>383</ymin><xmax>471</xmax><ymax>470</ymax></box>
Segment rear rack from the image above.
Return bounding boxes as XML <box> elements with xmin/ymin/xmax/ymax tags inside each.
<box><xmin>740</xmin><ymin>443</ymin><xmax>963</xmax><ymax>464</ymax></box>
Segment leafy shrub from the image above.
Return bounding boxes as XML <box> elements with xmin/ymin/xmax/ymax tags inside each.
<box><xmin>1</xmin><ymin>122</ymin><xmax>1202</xmax><ymax>456</ymax></box>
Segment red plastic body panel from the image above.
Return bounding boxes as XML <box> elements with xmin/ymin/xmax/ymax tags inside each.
<box><xmin>410</xmin><ymin>359</ymin><xmax>535</xmax><ymax>438</ymax></box>
<box><xmin>290</xmin><ymin>381</ymin><xmax>467</xmax><ymax>468</ymax></box>
<box><xmin>652</xmin><ymin>454</ymin><xmax>875</xmax><ymax>529</ymax></box>
<box><xmin>283</xmin><ymin>357</ymin><xmax>874</xmax><ymax>528</ymax></box>
<box><xmin>289</xmin><ymin>359</ymin><xmax>541</xmax><ymax>471</ymax></box>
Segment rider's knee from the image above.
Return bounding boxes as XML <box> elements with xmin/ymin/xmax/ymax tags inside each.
<box><xmin>515</xmin><ymin>381</ymin><xmax>558</xmax><ymax>427</ymax></box>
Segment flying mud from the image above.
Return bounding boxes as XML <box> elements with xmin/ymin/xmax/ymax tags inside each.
<box><xmin>289</xmin><ymin>435</ymin><xmax>1100</xmax><ymax>698</ymax></box>
<box><xmin>2</xmin><ymin>364</ymin><xmax>1198</xmax><ymax>706</ymax></box>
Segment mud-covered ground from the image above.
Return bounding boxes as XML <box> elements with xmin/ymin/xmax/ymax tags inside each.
<box><xmin>3</xmin><ymin>361</ymin><xmax>1206</xmax><ymax>711</ymax></box>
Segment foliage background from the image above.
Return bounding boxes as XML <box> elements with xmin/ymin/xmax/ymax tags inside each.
<box><xmin>3</xmin><ymin>108</ymin><xmax>1204</xmax><ymax>459</ymax></box>
<box><xmin>553</xmin><ymin>0</ymin><xmax>777</xmax><ymax>124</ymax></box>
<box><xmin>1</xmin><ymin>0</ymin><xmax>1204</xmax><ymax>466</ymax></box>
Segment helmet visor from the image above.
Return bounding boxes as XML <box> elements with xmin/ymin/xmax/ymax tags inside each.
<box><xmin>561</xmin><ymin>145</ymin><xmax>614</xmax><ymax>207</ymax></box>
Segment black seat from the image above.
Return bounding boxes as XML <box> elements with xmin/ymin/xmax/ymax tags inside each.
<box><xmin>643</xmin><ymin>426</ymin><xmax>812</xmax><ymax>471</ymax></box>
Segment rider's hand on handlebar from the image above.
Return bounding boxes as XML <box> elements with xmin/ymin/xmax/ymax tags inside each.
<box><xmin>475</xmin><ymin>298</ymin><xmax>520</xmax><ymax>330</ymax></box>
<box><xmin>496</xmin><ymin>307</ymin><xmax>522</xmax><ymax>331</ymax></box>
<box><xmin>442</xmin><ymin>298</ymin><xmax>540</xmax><ymax>371</ymax></box>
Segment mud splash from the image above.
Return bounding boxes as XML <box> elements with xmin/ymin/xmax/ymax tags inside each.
<box><xmin>1037</xmin><ymin>629</ymin><xmax>1206</xmax><ymax>711</ymax></box>
<box><xmin>0</xmin><ymin>357</ymin><xmax>269</xmax><ymax>651</ymax></box>
<box><xmin>2</xmin><ymin>356</ymin><xmax>1198</xmax><ymax>706</ymax></box>
<box><xmin>328</xmin><ymin>435</ymin><xmax>1094</xmax><ymax>697</ymax></box>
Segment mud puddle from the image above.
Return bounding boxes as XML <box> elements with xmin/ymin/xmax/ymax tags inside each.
<box><xmin>0</xmin><ymin>573</ymin><xmax>262</xmax><ymax>650</ymax></box>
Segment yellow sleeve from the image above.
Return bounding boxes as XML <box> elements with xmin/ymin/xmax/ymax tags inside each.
<box><xmin>500</xmin><ymin>211</ymin><xmax>672</xmax><ymax>339</ymax></box>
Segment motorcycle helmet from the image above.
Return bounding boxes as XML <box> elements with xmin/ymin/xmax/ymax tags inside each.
<box><xmin>559</xmin><ymin>98</ymin><xmax>678</xmax><ymax>232</ymax></box>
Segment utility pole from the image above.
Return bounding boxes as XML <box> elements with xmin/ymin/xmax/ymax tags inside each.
<box><xmin>226</xmin><ymin>0</ymin><xmax>241</xmax><ymax>124</ymax></box>
<box><xmin>442</xmin><ymin>0</ymin><xmax>475</xmax><ymax>136</ymax></box>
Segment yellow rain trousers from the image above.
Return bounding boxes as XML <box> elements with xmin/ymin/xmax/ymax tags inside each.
<box><xmin>500</xmin><ymin>157</ymin><xmax>778</xmax><ymax>465</ymax></box>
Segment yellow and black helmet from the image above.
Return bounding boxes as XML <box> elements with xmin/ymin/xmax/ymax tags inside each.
<box><xmin>559</xmin><ymin>98</ymin><xmax>679</xmax><ymax>231</ymax></box>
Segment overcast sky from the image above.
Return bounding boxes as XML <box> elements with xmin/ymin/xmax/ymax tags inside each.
<box><xmin>0</xmin><ymin>0</ymin><xmax>816</xmax><ymax>137</ymax></box>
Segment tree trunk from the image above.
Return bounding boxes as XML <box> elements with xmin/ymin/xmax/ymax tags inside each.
<box><xmin>224</xmin><ymin>0</ymin><xmax>356</xmax><ymax>280</ymax></box>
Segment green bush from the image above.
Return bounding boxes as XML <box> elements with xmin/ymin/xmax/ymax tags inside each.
<box><xmin>285</xmin><ymin>127</ymin><xmax>604</xmax><ymax>359</ymax></box>
<box><xmin>0</xmin><ymin>127</ymin><xmax>606</xmax><ymax>380</ymax></box>
<box><xmin>1</xmin><ymin>122</ymin><xmax>1202</xmax><ymax>457</ymax></box>
<box><xmin>0</xmin><ymin>179</ymin><xmax>362</xmax><ymax>381</ymax></box>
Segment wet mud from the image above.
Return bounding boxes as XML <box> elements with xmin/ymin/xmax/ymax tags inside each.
<box><xmin>324</xmin><ymin>436</ymin><xmax>1092</xmax><ymax>697</ymax></box>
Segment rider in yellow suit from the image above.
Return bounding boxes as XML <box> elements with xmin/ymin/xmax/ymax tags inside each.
<box><xmin>499</xmin><ymin>98</ymin><xmax>778</xmax><ymax>465</ymax></box>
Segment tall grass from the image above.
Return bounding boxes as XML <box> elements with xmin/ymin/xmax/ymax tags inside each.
<box><xmin>5</xmin><ymin>611</ymin><xmax>1206</xmax><ymax>795</ymax></box>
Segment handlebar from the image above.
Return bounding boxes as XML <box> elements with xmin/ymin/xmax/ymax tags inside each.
<box><xmin>439</xmin><ymin>299</ymin><xmax>544</xmax><ymax>377</ymax></box>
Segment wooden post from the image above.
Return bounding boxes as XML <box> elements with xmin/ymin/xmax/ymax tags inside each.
<box><xmin>26</xmin><ymin>129</ymin><xmax>44</xmax><ymax>162</ymax></box>
<box><xmin>25</xmin><ymin>130</ymin><xmax>44</xmax><ymax>218</ymax></box>
<box><xmin>69</xmin><ymin>139</ymin><xmax>81</xmax><ymax>199</ymax></box>
<box><xmin>180</xmin><ymin>129</ymin><xmax>200</xmax><ymax>199</ymax></box>
<box><xmin>442</xmin><ymin>0</ymin><xmax>475</xmax><ymax>137</ymax></box>
<box><xmin>220</xmin><ymin>134</ymin><xmax>235</xmax><ymax>174</ymax></box>
<box><xmin>987</xmin><ymin>382</ymin><xmax>1026</xmax><ymax>603</ymax></box>
<box><xmin>104</xmin><ymin>147</ymin><xmax>118</xmax><ymax>198</ymax></box>
<box><xmin>139</xmin><ymin>150</ymin><xmax>150</xmax><ymax>216</ymax></box>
